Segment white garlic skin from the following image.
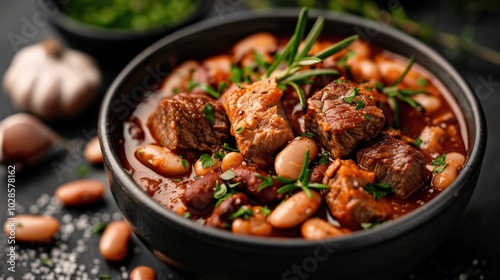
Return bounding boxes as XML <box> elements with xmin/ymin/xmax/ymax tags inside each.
<box><xmin>3</xmin><ymin>40</ymin><xmax>101</xmax><ymax>120</ymax></box>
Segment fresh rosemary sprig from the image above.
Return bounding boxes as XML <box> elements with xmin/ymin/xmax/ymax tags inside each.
<box><xmin>377</xmin><ymin>55</ymin><xmax>428</xmax><ymax>128</ymax></box>
<box><xmin>264</xmin><ymin>8</ymin><xmax>359</xmax><ymax>108</ymax></box>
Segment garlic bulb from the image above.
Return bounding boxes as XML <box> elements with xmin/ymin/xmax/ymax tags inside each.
<box><xmin>0</xmin><ymin>113</ymin><xmax>59</xmax><ymax>165</ymax></box>
<box><xmin>3</xmin><ymin>39</ymin><xmax>101</xmax><ymax>120</ymax></box>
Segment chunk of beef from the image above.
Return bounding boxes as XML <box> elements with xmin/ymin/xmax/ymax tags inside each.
<box><xmin>357</xmin><ymin>134</ymin><xmax>425</xmax><ymax>198</ymax></box>
<box><xmin>148</xmin><ymin>93</ymin><xmax>229</xmax><ymax>152</ymax></box>
<box><xmin>224</xmin><ymin>77</ymin><xmax>294</xmax><ymax>166</ymax></box>
<box><xmin>306</xmin><ymin>80</ymin><xmax>385</xmax><ymax>159</ymax></box>
<box><xmin>323</xmin><ymin>159</ymin><xmax>392</xmax><ymax>229</ymax></box>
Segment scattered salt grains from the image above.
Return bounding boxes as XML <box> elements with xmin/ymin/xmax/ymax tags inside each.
<box><xmin>10</xmin><ymin>199</ymin><xmax>131</xmax><ymax>280</ymax></box>
<box><xmin>112</xmin><ymin>211</ymin><xmax>122</xmax><ymax>220</ymax></box>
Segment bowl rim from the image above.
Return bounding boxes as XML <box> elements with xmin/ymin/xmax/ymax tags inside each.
<box><xmin>99</xmin><ymin>8</ymin><xmax>487</xmax><ymax>251</ymax></box>
<box><xmin>41</xmin><ymin>0</ymin><xmax>213</xmax><ymax>41</ymax></box>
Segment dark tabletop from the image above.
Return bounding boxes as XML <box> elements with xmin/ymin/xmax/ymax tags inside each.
<box><xmin>1</xmin><ymin>1</ymin><xmax>499</xmax><ymax>279</ymax></box>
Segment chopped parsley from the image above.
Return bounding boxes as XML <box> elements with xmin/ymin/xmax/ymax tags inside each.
<box><xmin>364</xmin><ymin>114</ymin><xmax>371</xmax><ymax>120</ymax></box>
<box><xmin>228</xmin><ymin>206</ymin><xmax>253</xmax><ymax>220</ymax></box>
<box><xmin>261</xmin><ymin>205</ymin><xmax>271</xmax><ymax>217</ymax></box>
<box><xmin>363</xmin><ymin>183</ymin><xmax>396</xmax><ymax>200</ymax></box>
<box><xmin>342</xmin><ymin>87</ymin><xmax>359</xmax><ymax>104</ymax></box>
<box><xmin>214</xmin><ymin>151</ymin><xmax>225</xmax><ymax>160</ymax></box>
<box><xmin>222</xmin><ymin>142</ymin><xmax>239</xmax><ymax>152</ymax></box>
<box><xmin>430</xmin><ymin>153</ymin><xmax>447</xmax><ymax>173</ymax></box>
<box><xmin>16</xmin><ymin>222</ymin><xmax>23</xmax><ymax>228</ymax></box>
<box><xmin>355</xmin><ymin>100</ymin><xmax>365</xmax><ymax>110</ymax></box>
<box><xmin>218</xmin><ymin>81</ymin><xmax>228</xmax><ymax>93</ymax></box>
<box><xmin>236</xmin><ymin>127</ymin><xmax>243</xmax><ymax>134</ymax></box>
<box><xmin>417</xmin><ymin>77</ymin><xmax>428</xmax><ymax>87</ymax></box>
<box><xmin>92</xmin><ymin>222</ymin><xmax>107</xmax><ymax>234</ymax></box>
<box><xmin>334</xmin><ymin>78</ymin><xmax>343</xmax><ymax>84</ymax></box>
<box><xmin>300</xmin><ymin>131</ymin><xmax>315</xmax><ymax>138</ymax></box>
<box><xmin>76</xmin><ymin>165</ymin><xmax>89</xmax><ymax>178</ymax></box>
<box><xmin>183</xmin><ymin>212</ymin><xmax>191</xmax><ymax>219</ymax></box>
<box><xmin>414</xmin><ymin>138</ymin><xmax>422</xmax><ymax>147</ymax></box>
<box><xmin>98</xmin><ymin>276</ymin><xmax>112</xmax><ymax>280</ymax></box>
<box><xmin>199</xmin><ymin>154</ymin><xmax>216</xmax><ymax>169</ymax></box>
<box><xmin>318</xmin><ymin>152</ymin><xmax>330</xmax><ymax>164</ymax></box>
<box><xmin>42</xmin><ymin>258</ymin><xmax>50</xmax><ymax>266</ymax></box>
<box><xmin>202</xmin><ymin>103</ymin><xmax>215</xmax><ymax>125</ymax></box>
<box><xmin>230</xmin><ymin>65</ymin><xmax>244</xmax><ymax>83</ymax></box>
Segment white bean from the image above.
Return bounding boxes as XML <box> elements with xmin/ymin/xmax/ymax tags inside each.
<box><xmin>432</xmin><ymin>152</ymin><xmax>466</xmax><ymax>189</ymax></box>
<box><xmin>350</xmin><ymin>58</ymin><xmax>380</xmax><ymax>83</ymax></box>
<box><xmin>193</xmin><ymin>156</ymin><xmax>220</xmax><ymax>176</ymax></box>
<box><xmin>135</xmin><ymin>144</ymin><xmax>190</xmax><ymax>177</ymax></box>
<box><xmin>275</xmin><ymin>137</ymin><xmax>318</xmax><ymax>180</ymax></box>
<box><xmin>232</xmin><ymin>32</ymin><xmax>277</xmax><ymax>63</ymax></box>
<box><xmin>301</xmin><ymin>218</ymin><xmax>345</xmax><ymax>240</ymax></box>
<box><xmin>412</xmin><ymin>94</ymin><xmax>441</xmax><ymax>113</ymax></box>
<box><xmin>220</xmin><ymin>152</ymin><xmax>245</xmax><ymax>172</ymax></box>
<box><xmin>268</xmin><ymin>191</ymin><xmax>321</xmax><ymax>229</ymax></box>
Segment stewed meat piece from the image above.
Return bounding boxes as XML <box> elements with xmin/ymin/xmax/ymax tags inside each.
<box><xmin>224</xmin><ymin>77</ymin><xmax>294</xmax><ymax>166</ymax></box>
<box><xmin>357</xmin><ymin>134</ymin><xmax>426</xmax><ymax>198</ymax></box>
<box><xmin>323</xmin><ymin>159</ymin><xmax>393</xmax><ymax>229</ymax></box>
<box><xmin>148</xmin><ymin>93</ymin><xmax>229</xmax><ymax>152</ymax></box>
<box><xmin>306</xmin><ymin>80</ymin><xmax>385</xmax><ymax>158</ymax></box>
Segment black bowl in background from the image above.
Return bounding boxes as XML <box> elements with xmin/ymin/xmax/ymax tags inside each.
<box><xmin>39</xmin><ymin>0</ymin><xmax>212</xmax><ymax>66</ymax></box>
<box><xmin>98</xmin><ymin>9</ymin><xmax>487</xmax><ymax>280</ymax></box>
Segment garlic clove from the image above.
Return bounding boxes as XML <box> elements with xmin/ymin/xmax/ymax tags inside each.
<box><xmin>0</xmin><ymin>113</ymin><xmax>59</xmax><ymax>165</ymax></box>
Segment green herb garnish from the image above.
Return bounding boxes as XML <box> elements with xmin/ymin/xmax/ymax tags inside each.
<box><xmin>414</xmin><ymin>138</ymin><xmax>422</xmax><ymax>147</ymax></box>
<box><xmin>261</xmin><ymin>205</ymin><xmax>271</xmax><ymax>217</ymax></box>
<box><xmin>355</xmin><ymin>100</ymin><xmax>365</xmax><ymax>110</ymax></box>
<box><xmin>76</xmin><ymin>166</ymin><xmax>89</xmax><ymax>178</ymax></box>
<box><xmin>222</xmin><ymin>143</ymin><xmax>239</xmax><ymax>152</ymax></box>
<box><xmin>364</xmin><ymin>114</ymin><xmax>371</xmax><ymax>120</ymax></box>
<box><xmin>215</xmin><ymin>193</ymin><xmax>231</xmax><ymax>207</ymax></box>
<box><xmin>300</xmin><ymin>131</ymin><xmax>315</xmax><ymax>138</ymax></box>
<box><xmin>214</xmin><ymin>151</ymin><xmax>225</xmax><ymax>160</ymax></box>
<box><xmin>228</xmin><ymin>206</ymin><xmax>253</xmax><ymax>220</ymax></box>
<box><xmin>417</xmin><ymin>77</ymin><xmax>427</xmax><ymax>87</ymax></box>
<box><xmin>42</xmin><ymin>258</ymin><xmax>50</xmax><ymax>267</ymax></box>
<box><xmin>98</xmin><ymin>275</ymin><xmax>112</xmax><ymax>280</ymax></box>
<box><xmin>202</xmin><ymin>103</ymin><xmax>215</xmax><ymax>125</ymax></box>
<box><xmin>92</xmin><ymin>222</ymin><xmax>107</xmax><ymax>234</ymax></box>
<box><xmin>183</xmin><ymin>212</ymin><xmax>191</xmax><ymax>219</ymax></box>
<box><xmin>220</xmin><ymin>170</ymin><xmax>236</xmax><ymax>181</ymax></box>
<box><xmin>255</xmin><ymin>173</ymin><xmax>275</xmax><ymax>192</ymax></box>
<box><xmin>263</xmin><ymin>8</ymin><xmax>357</xmax><ymax>108</ymax></box>
<box><xmin>342</xmin><ymin>87</ymin><xmax>360</xmax><ymax>104</ymax></box>
<box><xmin>236</xmin><ymin>127</ymin><xmax>243</xmax><ymax>134</ymax></box>
<box><xmin>199</xmin><ymin>154</ymin><xmax>216</xmax><ymax>169</ymax></box>
<box><xmin>363</xmin><ymin>183</ymin><xmax>395</xmax><ymax>200</ymax></box>
<box><xmin>318</xmin><ymin>152</ymin><xmax>330</xmax><ymax>164</ymax></box>
<box><xmin>431</xmin><ymin>153</ymin><xmax>447</xmax><ymax>173</ymax></box>
<box><xmin>274</xmin><ymin>150</ymin><xmax>330</xmax><ymax>198</ymax></box>
<box><xmin>213</xmin><ymin>181</ymin><xmax>228</xmax><ymax>199</ymax></box>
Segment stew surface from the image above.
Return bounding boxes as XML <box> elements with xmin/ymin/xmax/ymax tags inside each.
<box><xmin>120</xmin><ymin>14</ymin><xmax>467</xmax><ymax>239</ymax></box>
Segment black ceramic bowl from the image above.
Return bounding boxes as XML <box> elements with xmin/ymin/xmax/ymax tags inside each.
<box><xmin>98</xmin><ymin>9</ymin><xmax>487</xmax><ymax>280</ymax></box>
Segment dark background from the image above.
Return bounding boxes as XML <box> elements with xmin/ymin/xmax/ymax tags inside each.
<box><xmin>1</xmin><ymin>0</ymin><xmax>499</xmax><ymax>279</ymax></box>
